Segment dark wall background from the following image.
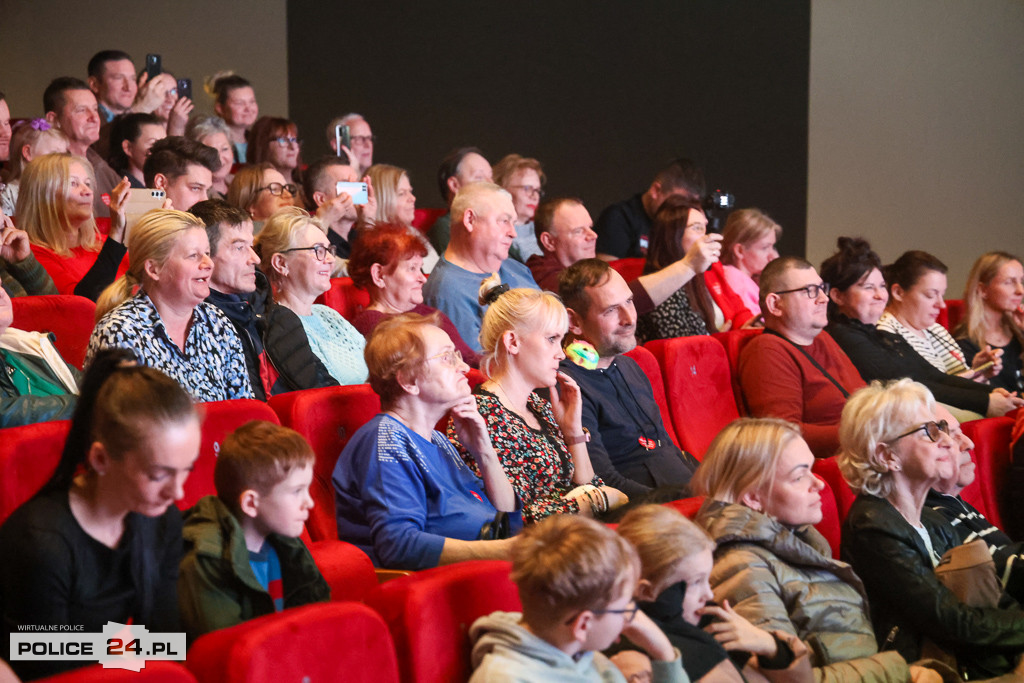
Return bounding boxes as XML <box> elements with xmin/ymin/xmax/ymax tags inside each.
<box><xmin>288</xmin><ymin>0</ymin><xmax>810</xmax><ymax>256</ymax></box>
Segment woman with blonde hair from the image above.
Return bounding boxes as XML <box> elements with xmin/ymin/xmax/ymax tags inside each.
<box><xmin>954</xmin><ymin>251</ymin><xmax>1024</xmax><ymax>393</ymax></box>
<box><xmin>19</xmin><ymin>153</ymin><xmax>131</xmax><ymax>297</ymax></box>
<box><xmin>227</xmin><ymin>163</ymin><xmax>296</xmax><ymax>228</ymax></box>
<box><xmin>692</xmin><ymin>417</ymin><xmax>923</xmax><ymax>682</ymax></box>
<box><xmin>87</xmin><ymin>209</ymin><xmax>253</xmax><ymax>402</ymax></box>
<box><xmin>364</xmin><ymin>163</ymin><xmax>439</xmax><ymax>272</ymax></box>
<box><xmin>840</xmin><ymin>379</ymin><xmax>1024</xmax><ymax>679</ymax></box>
<box><xmin>447</xmin><ymin>286</ymin><xmax>627</xmax><ymax>523</ymax></box>
<box><xmin>255</xmin><ymin>206</ymin><xmax>367</xmax><ymax>385</ymax></box>
<box><xmin>720</xmin><ymin>209</ymin><xmax>781</xmax><ymax>317</ymax></box>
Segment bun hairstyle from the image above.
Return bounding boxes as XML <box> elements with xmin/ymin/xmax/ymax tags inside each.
<box><xmin>819</xmin><ymin>236</ymin><xmax>883</xmax><ymax>321</ymax></box>
<box><xmin>478</xmin><ymin>272</ymin><xmax>508</xmax><ymax>307</ymax></box>
<box><xmin>478</xmin><ymin>287</ymin><xmax>569</xmax><ymax>378</ymax></box>
<box><xmin>204</xmin><ymin>71</ymin><xmax>252</xmax><ymax>106</ymax></box>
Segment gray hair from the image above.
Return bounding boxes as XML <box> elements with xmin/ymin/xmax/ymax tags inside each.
<box><xmin>186</xmin><ymin>115</ymin><xmax>231</xmax><ymax>142</ymax></box>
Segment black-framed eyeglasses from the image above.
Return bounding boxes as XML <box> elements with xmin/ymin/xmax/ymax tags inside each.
<box><xmin>425</xmin><ymin>348</ymin><xmax>463</xmax><ymax>368</ymax></box>
<box><xmin>274</xmin><ymin>136</ymin><xmax>302</xmax><ymax>147</ymax></box>
<box><xmin>281</xmin><ymin>244</ymin><xmax>337</xmax><ymax>261</ymax></box>
<box><xmin>887</xmin><ymin>420</ymin><xmax>950</xmax><ymax>445</ymax></box>
<box><xmin>565</xmin><ymin>600</ymin><xmax>639</xmax><ymax>625</ymax></box>
<box><xmin>510</xmin><ymin>184</ymin><xmax>545</xmax><ymax>198</ymax></box>
<box><xmin>774</xmin><ymin>282</ymin><xmax>831</xmax><ymax>299</ymax></box>
<box><xmin>258</xmin><ymin>182</ymin><xmax>297</xmax><ymax>197</ymax></box>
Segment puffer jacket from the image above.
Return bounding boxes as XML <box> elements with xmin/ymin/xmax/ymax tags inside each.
<box><xmin>697</xmin><ymin>499</ymin><xmax>909</xmax><ymax>683</ymax></box>
<box><xmin>842</xmin><ymin>494</ymin><xmax>1024</xmax><ymax>680</ymax></box>
<box><xmin>0</xmin><ymin>330</ymin><xmax>79</xmax><ymax>428</ymax></box>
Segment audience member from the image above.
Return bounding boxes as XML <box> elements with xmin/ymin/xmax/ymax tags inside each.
<box><xmin>227</xmin><ymin>163</ymin><xmax>295</xmax><ymax>227</ymax></box>
<box><xmin>192</xmin><ymin>199</ymin><xmax>337</xmax><ymax>400</ymax></box>
<box><xmin>254</xmin><ymin>207</ymin><xmax>367</xmax><ymax>385</ymax></box>
<box><xmin>247</xmin><ymin>116</ymin><xmax>303</xmax><ymax>202</ymax></box>
<box><xmin>107</xmin><ymin>112</ymin><xmax>166</xmax><ymax>187</ymax></box>
<box><xmin>348</xmin><ymin>221</ymin><xmax>480</xmax><ymax>365</ymax></box>
<box><xmin>152</xmin><ymin>72</ymin><xmax>193</xmax><ymax>137</ymax></box>
<box><xmin>1</xmin><ymin>119</ymin><xmax>69</xmax><ymax>215</ymax></box>
<box><xmin>0</xmin><ymin>284</ymin><xmax>79</xmax><ymax>428</ymax></box>
<box><xmin>468</xmin><ymin>514</ymin><xmax>685</xmax><ymax>682</ymax></box>
<box><xmin>422</xmin><ymin>183</ymin><xmax>537</xmax><ymax>352</ymax></box>
<box><xmin>0</xmin><ymin>215</ymin><xmax>57</xmax><ymax>297</ymax></box>
<box><xmin>955</xmin><ymin>251</ymin><xmax>1024</xmax><ymax>393</ymax></box>
<box><xmin>427</xmin><ymin>146</ymin><xmax>492</xmax><ymax>253</ymax></box>
<box><xmin>878</xmin><ymin>250</ymin><xmax>1000</xmax><ymax>380</ymax></box>
<box><xmin>618</xmin><ymin>504</ymin><xmax>810</xmax><ymax>683</ymax></box>
<box><xmin>692</xmin><ymin>417</ymin><xmax>923</xmax><ymax>682</ymax></box>
<box><xmin>19</xmin><ymin>153</ymin><xmax>130</xmax><ymax>298</ymax></box>
<box><xmin>840</xmin><ymin>379</ymin><xmax>1024</xmax><ymax>679</ymax></box>
<box><xmin>821</xmin><ymin>236</ymin><xmax>1020</xmax><ymax>421</ymax></box>
<box><xmin>43</xmin><ymin>77</ymin><xmax>120</xmax><ymax>215</ymax></box>
<box><xmin>637</xmin><ymin>195</ymin><xmax>743</xmax><ymax>343</ymax></box>
<box><xmin>527</xmin><ymin>196</ymin><xmax>598</xmax><ymax>291</ymax></box>
<box><xmin>448</xmin><ymin>287</ymin><xmax>628</xmax><ymax>523</ymax></box>
<box><xmin>595</xmin><ymin>157</ymin><xmax>705</xmax><ymax>260</ymax></box>
<box><xmin>206</xmin><ymin>72</ymin><xmax>258</xmax><ymax>162</ymax></box>
<box><xmin>86</xmin><ymin>50</ymin><xmax>175</xmax><ymax>122</ymax></box>
<box><xmin>0</xmin><ymin>350</ymin><xmax>197</xmax><ymax>680</ymax></box>
<box><xmin>143</xmin><ymin>136</ymin><xmax>219</xmax><ymax>211</ymax></box>
<box><xmin>186</xmin><ymin>115</ymin><xmax>235</xmax><ymax>198</ymax></box>
<box><xmin>89</xmin><ymin>209</ymin><xmax>254</xmax><ymax>401</ymax></box>
<box><xmin>720</xmin><ymin>208</ymin><xmax>781</xmax><ymax>317</ymax></box>
<box><xmin>326</xmin><ymin>113</ymin><xmax>374</xmax><ymax>176</ymax></box>
<box><xmin>926</xmin><ymin>403</ymin><xmax>1024</xmax><ymax>603</ymax></box>
<box><xmin>302</xmin><ymin>155</ymin><xmax>364</xmax><ymax>261</ymax></box>
<box><xmin>365</xmin><ymin>163</ymin><xmax>439</xmax><ymax>271</ymax></box>
<box><xmin>0</xmin><ymin>92</ymin><xmax>9</xmax><ymax>163</ymax></box>
<box><xmin>739</xmin><ymin>256</ymin><xmax>865</xmax><ymax>457</ymax></box>
<box><xmin>333</xmin><ymin>312</ymin><xmax>521</xmax><ymax>569</ymax></box>
<box><xmin>557</xmin><ymin>259</ymin><xmax>699</xmax><ymax>499</ymax></box>
<box><xmin>178</xmin><ymin>420</ymin><xmax>329</xmax><ymax>643</ymax></box>
<box><xmin>492</xmin><ymin>154</ymin><xmax>546</xmax><ymax>263</ymax></box>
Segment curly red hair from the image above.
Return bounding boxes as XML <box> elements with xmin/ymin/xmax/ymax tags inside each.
<box><xmin>348</xmin><ymin>222</ymin><xmax>429</xmax><ymax>290</ymax></box>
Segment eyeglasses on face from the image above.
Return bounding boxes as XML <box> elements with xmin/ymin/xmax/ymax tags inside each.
<box><xmin>424</xmin><ymin>348</ymin><xmax>463</xmax><ymax>368</ymax></box>
<box><xmin>774</xmin><ymin>282</ymin><xmax>831</xmax><ymax>299</ymax></box>
<box><xmin>510</xmin><ymin>184</ymin><xmax>544</xmax><ymax>198</ymax></box>
<box><xmin>350</xmin><ymin>135</ymin><xmax>376</xmax><ymax>145</ymax></box>
<box><xmin>281</xmin><ymin>244</ymin><xmax>337</xmax><ymax>261</ymax></box>
<box><xmin>887</xmin><ymin>419</ymin><xmax>950</xmax><ymax>445</ymax></box>
<box><xmin>273</xmin><ymin>136</ymin><xmax>302</xmax><ymax>147</ymax></box>
<box><xmin>258</xmin><ymin>183</ymin><xmax>297</xmax><ymax>197</ymax></box>
<box><xmin>565</xmin><ymin>600</ymin><xmax>639</xmax><ymax>625</ymax></box>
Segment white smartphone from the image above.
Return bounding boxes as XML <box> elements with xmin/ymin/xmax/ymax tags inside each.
<box><xmin>336</xmin><ymin>181</ymin><xmax>368</xmax><ymax>205</ymax></box>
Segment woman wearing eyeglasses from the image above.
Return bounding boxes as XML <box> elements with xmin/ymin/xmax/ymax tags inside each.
<box><xmin>840</xmin><ymin>379</ymin><xmax>1024</xmax><ymax>680</ymax></box>
<box><xmin>447</xmin><ymin>287</ymin><xmax>628</xmax><ymax>524</ymax></box>
<box><xmin>364</xmin><ymin>164</ymin><xmax>440</xmax><ymax>273</ymax></box>
<box><xmin>227</xmin><ymin>163</ymin><xmax>297</xmax><ymax>229</ymax></box>
<box><xmin>334</xmin><ymin>312</ymin><xmax>521</xmax><ymax>569</ymax></box>
<box><xmin>492</xmin><ymin>154</ymin><xmax>546</xmax><ymax>264</ymax></box>
<box><xmin>247</xmin><ymin>116</ymin><xmax>304</xmax><ymax>205</ymax></box>
<box><xmin>254</xmin><ymin>206</ymin><xmax>367</xmax><ymax>386</ymax></box>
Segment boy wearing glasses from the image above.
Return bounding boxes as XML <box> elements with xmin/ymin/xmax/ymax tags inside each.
<box><xmin>739</xmin><ymin>256</ymin><xmax>866</xmax><ymax>458</ymax></box>
<box><xmin>469</xmin><ymin>514</ymin><xmax>685</xmax><ymax>682</ymax></box>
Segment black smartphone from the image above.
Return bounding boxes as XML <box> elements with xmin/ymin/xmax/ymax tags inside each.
<box><xmin>176</xmin><ymin>78</ymin><xmax>192</xmax><ymax>101</ymax></box>
<box><xmin>146</xmin><ymin>54</ymin><xmax>162</xmax><ymax>80</ymax></box>
<box><xmin>335</xmin><ymin>124</ymin><xmax>351</xmax><ymax>153</ymax></box>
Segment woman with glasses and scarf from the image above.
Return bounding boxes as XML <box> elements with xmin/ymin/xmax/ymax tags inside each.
<box><xmin>254</xmin><ymin>206</ymin><xmax>367</xmax><ymax>385</ymax></box>
<box><xmin>227</xmin><ymin>163</ymin><xmax>297</xmax><ymax>230</ymax></box>
<box><xmin>840</xmin><ymin>379</ymin><xmax>1024</xmax><ymax>680</ymax></box>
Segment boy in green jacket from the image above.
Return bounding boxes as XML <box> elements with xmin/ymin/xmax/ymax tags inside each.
<box><xmin>178</xmin><ymin>420</ymin><xmax>329</xmax><ymax>642</ymax></box>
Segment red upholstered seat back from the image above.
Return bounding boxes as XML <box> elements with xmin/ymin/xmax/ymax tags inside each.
<box><xmin>812</xmin><ymin>456</ymin><xmax>857</xmax><ymax>524</ymax></box>
<box><xmin>178</xmin><ymin>400</ymin><xmax>281</xmax><ymax>512</ymax></box>
<box><xmin>40</xmin><ymin>661</ymin><xmax>196</xmax><ymax>682</ymax></box>
<box><xmin>623</xmin><ymin>345</ymin><xmax>681</xmax><ymax>449</ymax></box>
<box><xmin>269</xmin><ymin>384</ymin><xmax>382</xmax><ymax>541</ymax></box>
<box><xmin>712</xmin><ymin>328</ymin><xmax>762</xmax><ymax>415</ymax></box>
<box><xmin>412</xmin><ymin>207</ymin><xmax>447</xmax><ymax>233</ymax></box>
<box><xmin>0</xmin><ymin>420</ymin><xmax>70</xmax><ymax>525</ymax></box>
<box><xmin>316</xmin><ymin>277</ymin><xmax>371</xmax><ymax>322</ymax></box>
<box><xmin>304</xmin><ymin>539</ymin><xmax>378</xmax><ymax>602</ymax></box>
<box><xmin>663</xmin><ymin>496</ymin><xmax>705</xmax><ymax>518</ymax></box>
<box><xmin>608</xmin><ymin>257</ymin><xmax>645</xmax><ymax>283</ymax></box>
<box><xmin>644</xmin><ymin>336</ymin><xmax>740</xmax><ymax>459</ymax></box>
<box><xmin>938</xmin><ymin>299</ymin><xmax>965</xmax><ymax>332</ymax></box>
<box><xmin>187</xmin><ymin>602</ymin><xmax>399</xmax><ymax>683</ymax></box>
<box><xmin>366</xmin><ymin>560</ymin><xmax>520</xmax><ymax>683</ymax></box>
<box><xmin>960</xmin><ymin>415</ymin><xmax>1014</xmax><ymax>531</ymax></box>
<box><xmin>11</xmin><ymin>295</ymin><xmax>97</xmax><ymax>370</ymax></box>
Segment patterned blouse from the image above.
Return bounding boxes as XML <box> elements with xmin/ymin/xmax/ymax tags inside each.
<box><xmin>877</xmin><ymin>311</ymin><xmax>968</xmax><ymax>375</ymax></box>
<box><xmin>86</xmin><ymin>291</ymin><xmax>254</xmax><ymax>402</ymax></box>
<box><xmin>636</xmin><ymin>284</ymin><xmax>710</xmax><ymax>344</ymax></box>
<box><xmin>296</xmin><ymin>304</ymin><xmax>368</xmax><ymax>386</ymax></box>
<box><xmin>447</xmin><ymin>388</ymin><xmax>603</xmax><ymax>524</ymax></box>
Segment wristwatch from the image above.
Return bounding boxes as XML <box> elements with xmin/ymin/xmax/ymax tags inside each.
<box><xmin>565</xmin><ymin>427</ymin><xmax>590</xmax><ymax>446</ymax></box>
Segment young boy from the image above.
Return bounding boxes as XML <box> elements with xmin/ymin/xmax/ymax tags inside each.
<box><xmin>469</xmin><ymin>515</ymin><xmax>686</xmax><ymax>682</ymax></box>
<box><xmin>178</xmin><ymin>420</ymin><xmax>329</xmax><ymax>641</ymax></box>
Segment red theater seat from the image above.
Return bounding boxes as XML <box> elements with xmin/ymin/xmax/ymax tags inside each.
<box><xmin>812</xmin><ymin>456</ymin><xmax>857</xmax><ymax>525</ymax></box>
<box><xmin>38</xmin><ymin>662</ymin><xmax>196</xmax><ymax>682</ymax></box>
<box><xmin>306</xmin><ymin>539</ymin><xmax>378</xmax><ymax>602</ymax></box>
<box><xmin>315</xmin><ymin>277</ymin><xmax>371</xmax><ymax>322</ymax></box>
<box><xmin>937</xmin><ymin>299</ymin><xmax>964</xmax><ymax>332</ymax></box>
<box><xmin>412</xmin><ymin>207</ymin><xmax>447</xmax><ymax>233</ymax></box>
<box><xmin>366</xmin><ymin>560</ymin><xmax>520</xmax><ymax>683</ymax></box>
<box><xmin>712</xmin><ymin>328</ymin><xmax>762</xmax><ymax>414</ymax></box>
<box><xmin>178</xmin><ymin>400</ymin><xmax>281</xmax><ymax>512</ymax></box>
<box><xmin>645</xmin><ymin>336</ymin><xmax>739</xmax><ymax>459</ymax></box>
<box><xmin>608</xmin><ymin>257</ymin><xmax>645</xmax><ymax>283</ymax></box>
<box><xmin>187</xmin><ymin>602</ymin><xmax>398</xmax><ymax>683</ymax></box>
<box><xmin>11</xmin><ymin>295</ymin><xmax>97</xmax><ymax>370</ymax></box>
<box><xmin>960</xmin><ymin>415</ymin><xmax>1014</xmax><ymax>531</ymax></box>
<box><xmin>624</xmin><ymin>345</ymin><xmax>681</xmax><ymax>449</ymax></box>
<box><xmin>0</xmin><ymin>419</ymin><xmax>69</xmax><ymax>525</ymax></box>
<box><xmin>269</xmin><ymin>384</ymin><xmax>381</xmax><ymax>541</ymax></box>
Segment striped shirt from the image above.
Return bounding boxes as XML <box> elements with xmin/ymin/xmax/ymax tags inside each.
<box><xmin>877</xmin><ymin>312</ymin><xmax>968</xmax><ymax>375</ymax></box>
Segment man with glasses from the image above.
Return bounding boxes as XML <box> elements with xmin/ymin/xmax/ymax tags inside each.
<box><xmin>739</xmin><ymin>256</ymin><xmax>866</xmax><ymax>458</ymax></box>
<box><xmin>326</xmin><ymin>113</ymin><xmax>374</xmax><ymax>176</ymax></box>
<box><xmin>143</xmin><ymin>136</ymin><xmax>219</xmax><ymax>211</ymax></box>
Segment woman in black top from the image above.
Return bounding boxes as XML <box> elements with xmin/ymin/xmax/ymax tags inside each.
<box><xmin>0</xmin><ymin>349</ymin><xmax>200</xmax><ymax>680</ymax></box>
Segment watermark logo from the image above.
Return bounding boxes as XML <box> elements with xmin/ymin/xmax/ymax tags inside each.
<box><xmin>11</xmin><ymin>622</ymin><xmax>186</xmax><ymax>671</ymax></box>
